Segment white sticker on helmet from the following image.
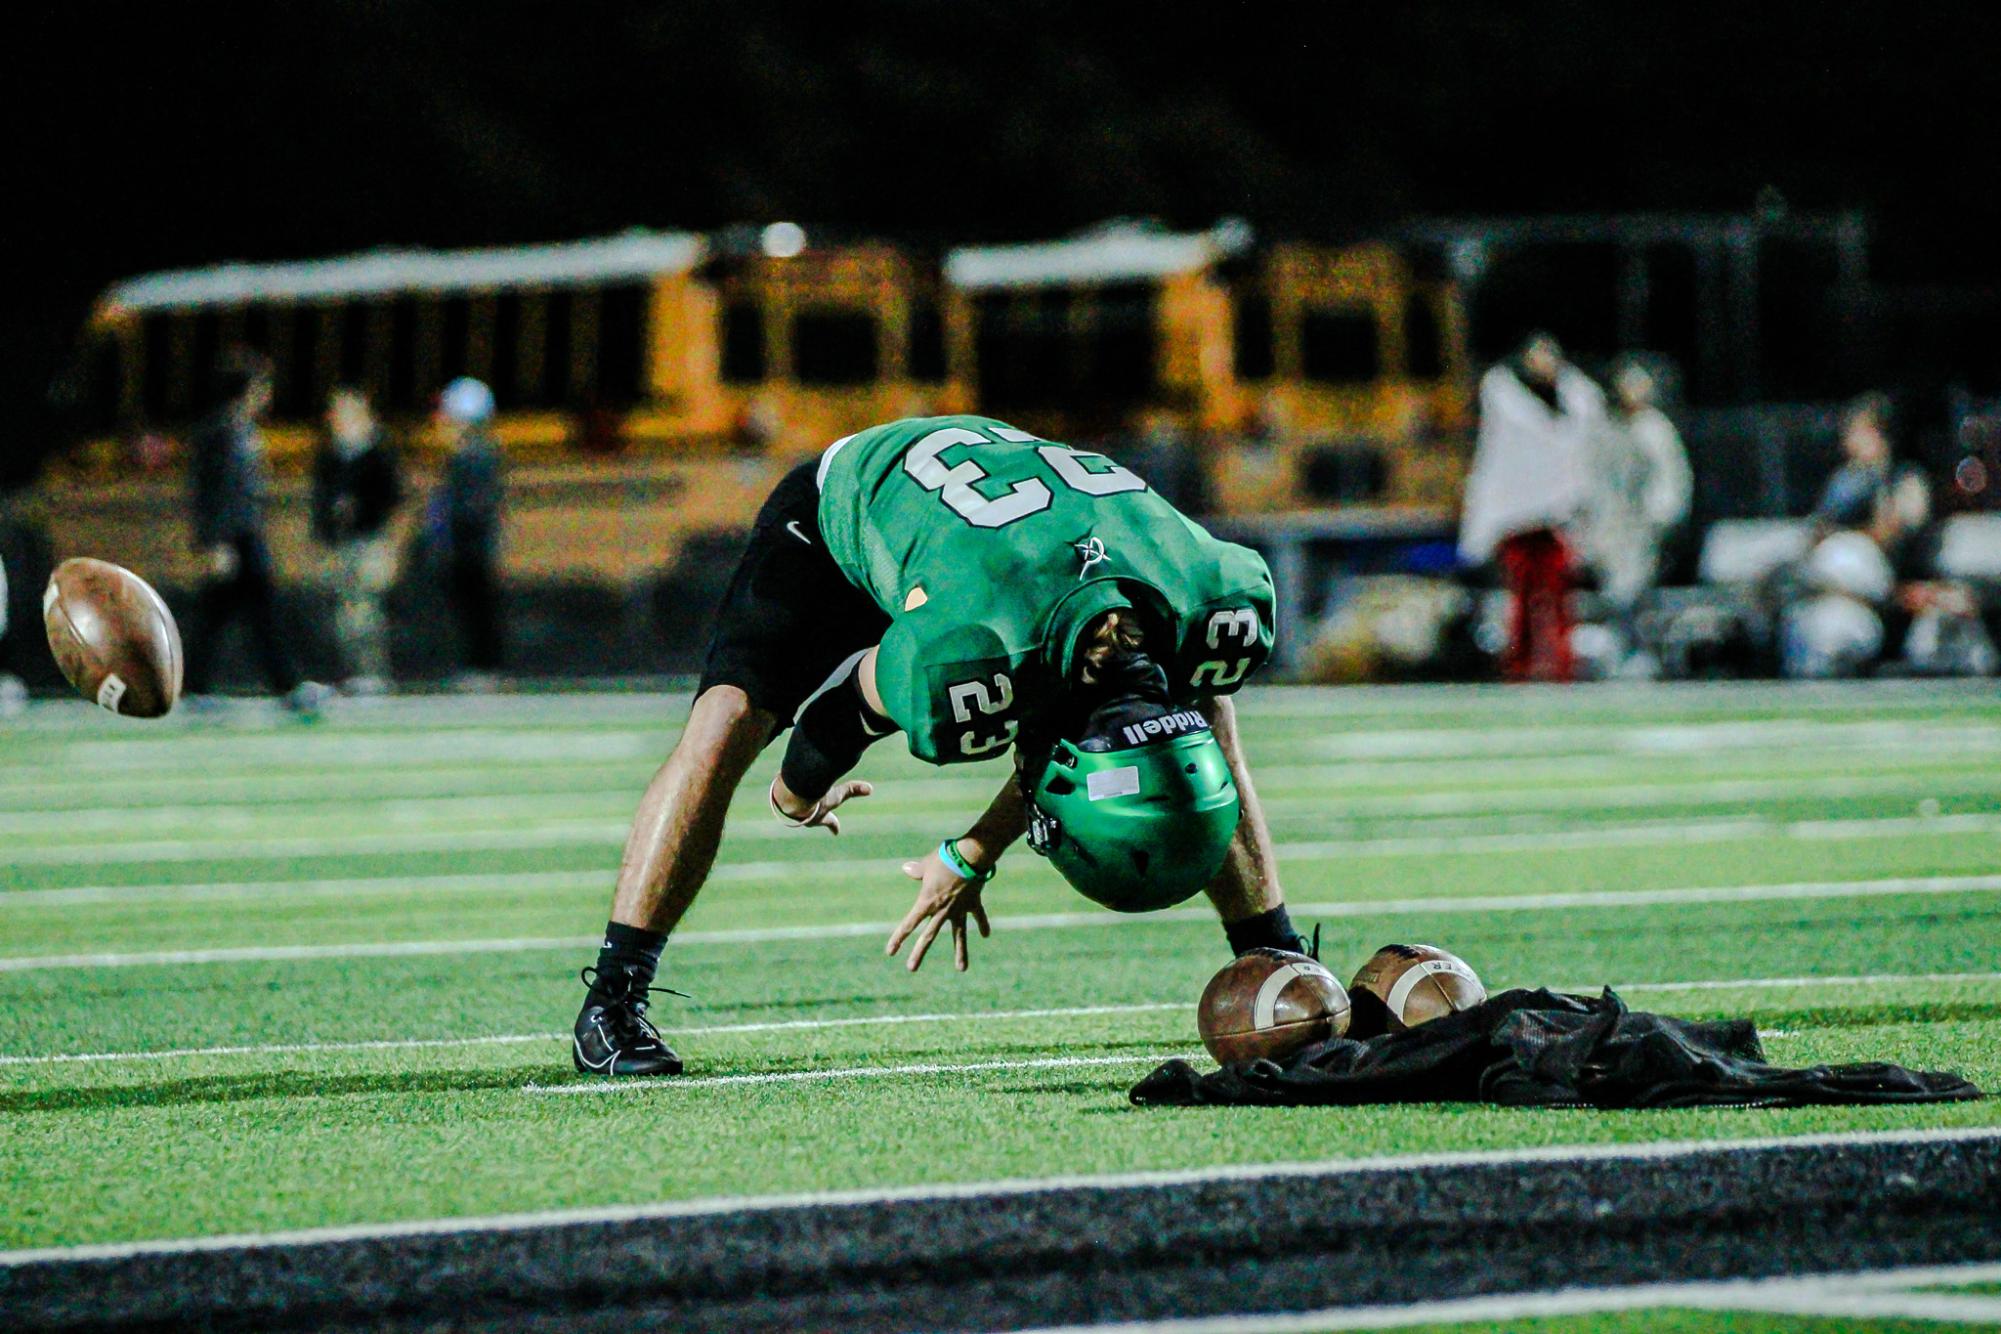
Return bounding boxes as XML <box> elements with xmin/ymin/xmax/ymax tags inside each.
<box><xmin>96</xmin><ymin>674</ymin><xmax>127</xmax><ymax>714</ymax></box>
<box><xmin>43</xmin><ymin>581</ymin><xmax>60</xmax><ymax>616</ymax></box>
<box><xmin>1086</xmin><ymin>765</ymin><xmax>1141</xmax><ymax>801</ymax></box>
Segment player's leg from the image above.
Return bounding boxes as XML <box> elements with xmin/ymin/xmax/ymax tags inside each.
<box><xmin>610</xmin><ymin>684</ymin><xmax>777</xmax><ymax>935</ymax></box>
<box><xmin>182</xmin><ymin>540</ymin><xmax>249</xmax><ymax>697</ymax></box>
<box><xmin>573</xmin><ymin>684</ymin><xmax>775</xmax><ymax>1077</ymax></box>
<box><xmin>235</xmin><ymin>532</ymin><xmax>303</xmax><ymax>699</ymax></box>
<box><xmin>573</xmin><ymin>460</ymin><xmax>889</xmax><ymax>1076</ymax></box>
<box><xmin>1198</xmin><ymin>693</ymin><xmax>1310</xmax><ymax>957</ymax></box>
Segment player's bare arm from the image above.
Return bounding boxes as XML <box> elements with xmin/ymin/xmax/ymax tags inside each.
<box><xmin>1197</xmin><ymin>693</ymin><xmax>1286</xmax><ymax>924</ymax></box>
<box><xmin>769</xmin><ymin>643</ymin><xmax>1022</xmax><ymax>971</ymax></box>
<box><xmin>888</xmin><ymin>758</ymin><xmax>1030</xmax><ymax>972</ymax></box>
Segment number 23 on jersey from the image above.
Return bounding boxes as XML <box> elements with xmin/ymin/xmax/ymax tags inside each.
<box><xmin>903</xmin><ymin>425</ymin><xmax>1146</xmax><ymax>528</ymax></box>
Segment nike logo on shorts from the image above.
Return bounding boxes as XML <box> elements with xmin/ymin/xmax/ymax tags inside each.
<box><xmin>785</xmin><ymin>521</ymin><xmax>812</xmax><ymax>546</ymax></box>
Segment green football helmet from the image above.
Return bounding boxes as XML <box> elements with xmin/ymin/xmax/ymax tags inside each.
<box><xmin>1024</xmin><ymin>718</ymin><xmax>1241</xmax><ymax>913</ymax></box>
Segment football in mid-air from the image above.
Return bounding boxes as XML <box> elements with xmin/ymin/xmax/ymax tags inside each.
<box><xmin>1349</xmin><ymin>943</ymin><xmax>1487</xmax><ymax>1036</ymax></box>
<box><xmin>1197</xmin><ymin>948</ymin><xmax>1350</xmax><ymax>1065</ymax></box>
<box><xmin>43</xmin><ymin>558</ymin><xmax>183</xmax><ymax>718</ymax></box>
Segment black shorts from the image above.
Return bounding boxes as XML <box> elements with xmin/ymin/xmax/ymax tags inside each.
<box><xmin>695</xmin><ymin>461</ymin><xmax>891</xmax><ymax>730</ymax></box>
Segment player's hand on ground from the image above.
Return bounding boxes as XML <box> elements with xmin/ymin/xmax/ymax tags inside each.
<box><xmin>887</xmin><ymin>846</ymin><xmax>992</xmax><ymax>973</ymax></box>
<box><xmin>769</xmin><ymin>776</ymin><xmax>873</xmax><ymax>835</ymax></box>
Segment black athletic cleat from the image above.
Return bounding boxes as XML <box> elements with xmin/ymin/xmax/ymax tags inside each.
<box><xmin>573</xmin><ymin>966</ymin><xmax>683</xmax><ymax>1076</ymax></box>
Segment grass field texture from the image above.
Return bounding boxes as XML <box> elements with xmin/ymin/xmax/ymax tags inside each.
<box><xmin>2</xmin><ymin>681</ymin><xmax>1997</xmax><ymax>1264</ymax></box>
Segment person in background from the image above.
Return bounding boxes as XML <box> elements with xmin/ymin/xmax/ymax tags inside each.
<box><xmin>1576</xmin><ymin>358</ymin><xmax>1693</xmax><ymax>674</ymax></box>
<box><xmin>432</xmin><ymin>377</ymin><xmax>505</xmax><ymax>690</ymax></box>
<box><xmin>312</xmin><ymin>386</ymin><xmax>403</xmax><ymax>694</ymax></box>
<box><xmin>183</xmin><ymin>350</ymin><xmax>325</xmax><ymax>717</ymax></box>
<box><xmin>1813</xmin><ymin>392</ymin><xmax>1929</xmax><ymax>557</ymax></box>
<box><xmin>1789</xmin><ymin>392</ymin><xmax>1994</xmax><ymax>677</ymax></box>
<box><xmin>1458</xmin><ymin>332</ymin><xmax>1602</xmax><ymax>683</ymax></box>
<box><xmin>0</xmin><ymin>544</ymin><xmax>24</xmax><ymax>718</ymax></box>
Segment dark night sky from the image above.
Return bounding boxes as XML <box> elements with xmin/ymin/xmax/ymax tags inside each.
<box><xmin>10</xmin><ymin>1</ymin><xmax>2000</xmax><ymax>474</ymax></box>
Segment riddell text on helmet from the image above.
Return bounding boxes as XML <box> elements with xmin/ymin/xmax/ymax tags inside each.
<box><xmin>1120</xmin><ymin>709</ymin><xmax>1209</xmax><ymax>748</ymax></box>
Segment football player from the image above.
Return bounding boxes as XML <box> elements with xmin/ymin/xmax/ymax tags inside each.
<box><xmin>573</xmin><ymin>416</ymin><xmax>1307</xmax><ymax>1075</ymax></box>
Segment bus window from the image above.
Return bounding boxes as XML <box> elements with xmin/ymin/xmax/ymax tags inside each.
<box><xmin>1301</xmin><ymin>306</ymin><xmax>1381</xmax><ymax>384</ymax></box>
<box><xmin>720</xmin><ymin>300</ymin><xmax>765</xmax><ymax>384</ymax></box>
<box><xmin>1089</xmin><ymin>283</ymin><xmax>1154</xmax><ymax>400</ymax></box>
<box><xmin>793</xmin><ymin>309</ymin><xmax>880</xmax><ymax>386</ymax></box>
<box><xmin>1233</xmin><ymin>290</ymin><xmax>1276</xmax><ymax>380</ymax></box>
<box><xmin>386</xmin><ymin>297</ymin><xmax>422</xmax><ymax>412</ymax></box>
<box><xmin>274</xmin><ymin>304</ymin><xmax>320</xmax><ymax>419</ymax></box>
<box><xmin>543</xmin><ymin>289</ymin><xmax>576</xmax><ymax>405</ymax></box>
<box><xmin>1404</xmin><ymin>291</ymin><xmax>1445</xmax><ymax>380</ymax></box>
<box><xmin>909</xmin><ymin>300</ymin><xmax>947</xmax><ymax>383</ymax></box>
<box><xmin>598</xmin><ymin>284</ymin><xmax>649</xmax><ymax>406</ymax></box>
<box><xmin>339</xmin><ymin>304</ymin><xmax>369</xmax><ymax>386</ymax></box>
<box><xmin>140</xmin><ymin>314</ymin><xmax>173</xmax><ymax>420</ymax></box>
<box><xmin>975</xmin><ymin>290</ymin><xmax>1068</xmax><ymax>412</ymax></box>
<box><xmin>439</xmin><ymin>296</ymin><xmax>472</xmax><ymax>385</ymax></box>
<box><xmin>489</xmin><ymin>292</ymin><xmax>522</xmax><ymax>405</ymax></box>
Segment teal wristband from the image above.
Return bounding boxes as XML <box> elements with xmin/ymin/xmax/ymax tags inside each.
<box><xmin>938</xmin><ymin>838</ymin><xmax>994</xmax><ymax>884</ymax></box>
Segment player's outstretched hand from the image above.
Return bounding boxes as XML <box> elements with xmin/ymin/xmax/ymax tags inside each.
<box><xmin>769</xmin><ymin>777</ymin><xmax>873</xmax><ymax>836</ymax></box>
<box><xmin>888</xmin><ymin>848</ymin><xmax>992</xmax><ymax>973</ymax></box>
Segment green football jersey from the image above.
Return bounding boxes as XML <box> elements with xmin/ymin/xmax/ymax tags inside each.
<box><xmin>816</xmin><ymin>415</ymin><xmax>1275</xmax><ymax>764</ymax></box>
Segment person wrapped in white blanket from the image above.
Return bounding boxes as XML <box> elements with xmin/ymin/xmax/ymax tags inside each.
<box><xmin>1573</xmin><ymin>359</ymin><xmax>1692</xmax><ymax>674</ymax></box>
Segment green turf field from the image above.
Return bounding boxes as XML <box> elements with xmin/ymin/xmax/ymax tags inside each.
<box><xmin>2</xmin><ymin>680</ymin><xmax>1997</xmax><ymax>1313</ymax></box>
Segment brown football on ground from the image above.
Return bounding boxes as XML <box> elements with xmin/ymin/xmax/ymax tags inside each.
<box><xmin>43</xmin><ymin>558</ymin><xmax>183</xmax><ymax>718</ymax></box>
<box><xmin>1350</xmin><ymin>943</ymin><xmax>1487</xmax><ymax>1034</ymax></box>
<box><xmin>1198</xmin><ymin>948</ymin><xmax>1351</xmax><ymax>1065</ymax></box>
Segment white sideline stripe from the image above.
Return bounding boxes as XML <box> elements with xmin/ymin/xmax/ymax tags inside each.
<box><xmin>526</xmin><ymin>1051</ymin><xmax>1176</xmax><ymax>1094</ymax></box>
<box><xmin>7</xmin><ymin>974</ymin><xmax>1994</xmax><ymax>1067</ymax></box>
<box><xmin>0</xmin><ymin>1002</ymin><xmax>1186</xmax><ymax>1068</ymax></box>
<box><xmin>1013</xmin><ymin>1262</ymin><xmax>2001</xmax><ymax>1333</ymax></box>
<box><xmin>2</xmin><ymin>1125</ymin><xmax>1993</xmax><ymax>1268</ymax></box>
<box><xmin>15</xmin><ymin>811</ymin><xmax>2001</xmax><ymax>909</ymax></box>
<box><xmin>5</xmin><ymin>873</ymin><xmax>1999</xmax><ymax>972</ymax></box>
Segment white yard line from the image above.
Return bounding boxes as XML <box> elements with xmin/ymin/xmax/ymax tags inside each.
<box><xmin>0</xmin><ymin>1002</ymin><xmax>1186</xmax><ymax>1067</ymax></box>
<box><xmin>9</xmin><ymin>768</ymin><xmax>1998</xmax><ymax>866</ymax></box>
<box><xmin>5</xmin><ymin>873</ymin><xmax>1999</xmax><ymax>972</ymax></box>
<box><xmin>1013</xmin><ymin>1262</ymin><xmax>2001</xmax><ymax>1333</ymax></box>
<box><xmin>1306</xmin><ymin>717</ymin><xmax>2001</xmax><ymax>761</ymax></box>
<box><xmin>12</xmin><ymin>811</ymin><xmax>2000</xmax><ymax>909</ymax></box>
<box><xmin>1261</xmin><ymin>769</ymin><xmax>2001</xmax><ymax>819</ymax></box>
<box><xmin>49</xmin><ymin>729</ymin><xmax>665</xmax><ymax>772</ymax></box>
<box><xmin>6</xmin><ymin>712</ymin><xmax>1995</xmax><ymax>802</ymax></box>
<box><xmin>1616</xmin><ymin>970</ymin><xmax>2001</xmax><ymax>993</ymax></box>
<box><xmin>3</xmin><ymin>1125</ymin><xmax>1993</xmax><ymax>1267</ymax></box>
<box><xmin>1280</xmin><ymin>810</ymin><xmax>2001</xmax><ymax>861</ymax></box>
<box><xmin>3</xmin><ymin>975</ymin><xmax>1991</xmax><ymax>1067</ymax></box>
<box><xmin>5</xmin><ymin>740</ymin><xmax>1994</xmax><ymax>830</ymax></box>
<box><xmin>528</xmin><ymin>1051</ymin><xmax>1177</xmax><ymax>1093</ymax></box>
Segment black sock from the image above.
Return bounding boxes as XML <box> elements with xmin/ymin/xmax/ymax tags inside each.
<box><xmin>592</xmin><ymin>921</ymin><xmax>666</xmax><ymax>995</ymax></box>
<box><xmin>1224</xmin><ymin>906</ymin><xmax>1307</xmax><ymax>957</ymax></box>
